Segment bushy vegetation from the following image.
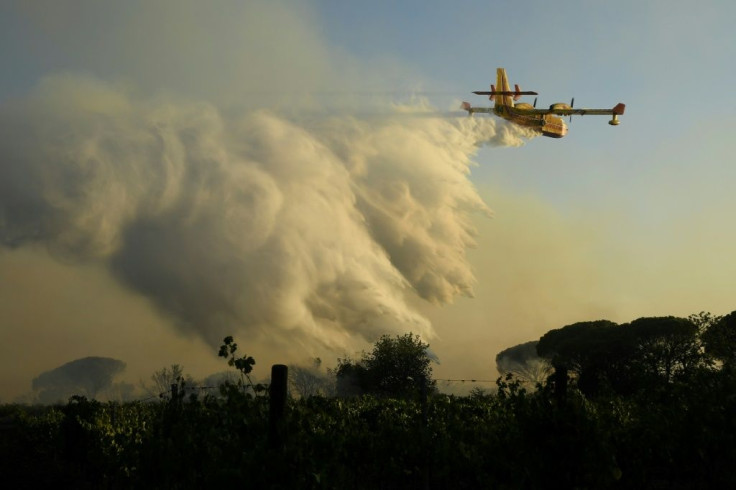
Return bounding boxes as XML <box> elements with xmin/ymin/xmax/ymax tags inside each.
<box><xmin>3</xmin><ymin>373</ymin><xmax>735</xmax><ymax>489</ymax></box>
<box><xmin>335</xmin><ymin>333</ymin><xmax>436</xmax><ymax>398</ymax></box>
<box><xmin>2</xmin><ymin>312</ymin><xmax>736</xmax><ymax>488</ymax></box>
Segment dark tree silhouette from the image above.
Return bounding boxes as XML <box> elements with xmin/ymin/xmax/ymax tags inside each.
<box><xmin>702</xmin><ymin>310</ymin><xmax>736</xmax><ymax>369</ymax></box>
<box><xmin>536</xmin><ymin>320</ymin><xmax>629</xmax><ymax>395</ymax></box>
<box><xmin>32</xmin><ymin>357</ymin><xmax>126</xmax><ymax>403</ymax></box>
<box><xmin>537</xmin><ymin>316</ymin><xmax>708</xmax><ymax>396</ymax></box>
<box><xmin>336</xmin><ymin>333</ymin><xmax>436</xmax><ymax>397</ymax></box>
<box><xmin>625</xmin><ymin>316</ymin><xmax>703</xmax><ymax>383</ymax></box>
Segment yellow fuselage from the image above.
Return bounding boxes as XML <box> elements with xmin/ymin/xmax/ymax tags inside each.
<box><xmin>494</xmin><ymin>103</ymin><xmax>568</xmax><ymax>138</ymax></box>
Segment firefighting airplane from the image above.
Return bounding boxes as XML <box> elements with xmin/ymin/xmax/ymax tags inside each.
<box><xmin>461</xmin><ymin>68</ymin><xmax>625</xmax><ymax>138</ymax></box>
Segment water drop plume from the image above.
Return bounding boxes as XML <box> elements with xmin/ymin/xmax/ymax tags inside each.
<box><xmin>0</xmin><ymin>75</ymin><xmax>533</xmax><ymax>350</ymax></box>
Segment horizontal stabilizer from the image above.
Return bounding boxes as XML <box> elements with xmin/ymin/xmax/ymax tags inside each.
<box><xmin>460</xmin><ymin>102</ymin><xmax>493</xmax><ymax>114</ymax></box>
<box><xmin>473</xmin><ymin>90</ymin><xmax>538</xmax><ymax>96</ymax></box>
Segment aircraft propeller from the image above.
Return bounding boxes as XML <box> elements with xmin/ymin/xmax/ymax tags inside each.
<box><xmin>533</xmin><ymin>97</ymin><xmax>537</xmax><ymax>108</ymax></box>
<box><xmin>569</xmin><ymin>98</ymin><xmax>575</xmax><ymax>122</ymax></box>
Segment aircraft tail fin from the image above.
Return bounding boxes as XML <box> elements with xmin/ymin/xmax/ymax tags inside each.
<box><xmin>496</xmin><ymin>68</ymin><xmax>513</xmax><ymax>109</ymax></box>
<box><xmin>471</xmin><ymin>69</ymin><xmax>536</xmax><ymax>105</ymax></box>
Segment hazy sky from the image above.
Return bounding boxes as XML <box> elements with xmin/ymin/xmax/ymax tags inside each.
<box><xmin>1</xmin><ymin>0</ymin><xmax>735</xmax><ymax>400</ymax></box>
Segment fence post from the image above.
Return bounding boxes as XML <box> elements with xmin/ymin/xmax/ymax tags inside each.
<box><xmin>269</xmin><ymin>364</ymin><xmax>288</xmax><ymax>448</ymax></box>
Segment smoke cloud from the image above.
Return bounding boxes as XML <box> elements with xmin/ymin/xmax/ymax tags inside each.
<box><xmin>0</xmin><ymin>75</ymin><xmax>531</xmax><ymax>353</ymax></box>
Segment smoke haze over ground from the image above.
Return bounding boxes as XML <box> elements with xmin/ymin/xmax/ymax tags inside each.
<box><xmin>3</xmin><ymin>1</ymin><xmax>736</xmax><ymax>401</ymax></box>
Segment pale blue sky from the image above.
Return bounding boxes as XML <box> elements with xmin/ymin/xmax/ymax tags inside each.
<box><xmin>315</xmin><ymin>1</ymin><xmax>736</xmax><ymax>306</ymax></box>
<box><xmin>314</xmin><ymin>0</ymin><xmax>735</xmax><ymax>190</ymax></box>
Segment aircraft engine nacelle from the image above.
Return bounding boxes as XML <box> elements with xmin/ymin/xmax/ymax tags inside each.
<box><xmin>549</xmin><ymin>103</ymin><xmax>572</xmax><ymax>111</ymax></box>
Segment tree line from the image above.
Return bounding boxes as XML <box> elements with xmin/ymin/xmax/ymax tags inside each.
<box><xmin>3</xmin><ymin>310</ymin><xmax>735</xmax><ymax>488</ymax></box>
<box><xmin>498</xmin><ymin>311</ymin><xmax>736</xmax><ymax>399</ymax></box>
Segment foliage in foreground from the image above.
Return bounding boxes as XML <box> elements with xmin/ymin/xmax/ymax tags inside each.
<box><xmin>2</xmin><ymin>369</ymin><xmax>736</xmax><ymax>489</ymax></box>
<box><xmin>6</xmin><ymin>312</ymin><xmax>736</xmax><ymax>489</ymax></box>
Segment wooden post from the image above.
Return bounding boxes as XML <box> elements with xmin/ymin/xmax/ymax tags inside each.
<box><xmin>269</xmin><ymin>364</ymin><xmax>288</xmax><ymax>448</ymax></box>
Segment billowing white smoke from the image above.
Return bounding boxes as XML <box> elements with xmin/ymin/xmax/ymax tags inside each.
<box><xmin>0</xmin><ymin>75</ymin><xmax>532</xmax><ymax>350</ymax></box>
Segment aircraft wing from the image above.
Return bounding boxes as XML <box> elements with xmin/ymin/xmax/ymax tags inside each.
<box><xmin>515</xmin><ymin>103</ymin><xmax>625</xmax><ymax>117</ymax></box>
